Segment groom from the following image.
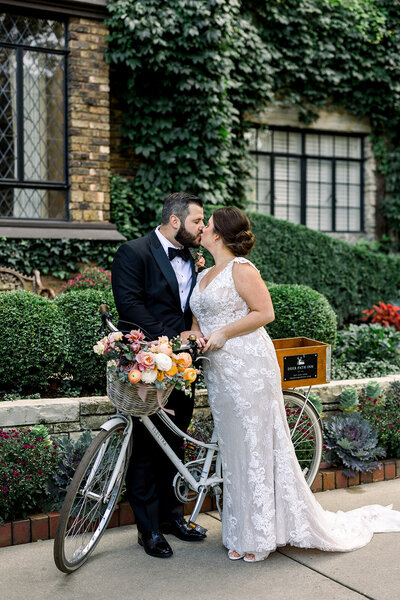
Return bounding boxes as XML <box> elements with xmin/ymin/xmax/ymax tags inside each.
<box><xmin>111</xmin><ymin>192</ymin><xmax>205</xmax><ymax>558</ymax></box>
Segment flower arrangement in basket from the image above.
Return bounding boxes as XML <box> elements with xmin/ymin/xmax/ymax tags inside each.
<box><xmin>93</xmin><ymin>330</ymin><xmax>199</xmax><ymax>416</ymax></box>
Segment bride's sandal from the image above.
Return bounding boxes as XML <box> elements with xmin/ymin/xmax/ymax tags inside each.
<box><xmin>243</xmin><ymin>552</ymin><xmax>269</xmax><ymax>563</ymax></box>
<box><xmin>228</xmin><ymin>550</ymin><xmax>245</xmax><ymax>561</ymax></box>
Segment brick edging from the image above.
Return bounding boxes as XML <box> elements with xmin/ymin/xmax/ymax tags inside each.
<box><xmin>311</xmin><ymin>458</ymin><xmax>400</xmax><ymax>493</ymax></box>
<box><xmin>0</xmin><ymin>495</ymin><xmax>215</xmax><ymax>549</ymax></box>
<box><xmin>1</xmin><ymin>460</ymin><xmax>399</xmax><ymax>548</ymax></box>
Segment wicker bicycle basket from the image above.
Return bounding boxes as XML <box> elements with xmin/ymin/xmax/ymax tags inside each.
<box><xmin>107</xmin><ymin>374</ymin><xmax>175</xmax><ymax>416</ymax></box>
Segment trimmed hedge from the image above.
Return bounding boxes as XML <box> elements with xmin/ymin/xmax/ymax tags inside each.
<box><xmin>54</xmin><ymin>289</ymin><xmax>117</xmax><ymax>389</ymax></box>
<box><xmin>247</xmin><ymin>212</ymin><xmax>400</xmax><ymax>326</ymax></box>
<box><xmin>266</xmin><ymin>283</ymin><xmax>337</xmax><ymax>347</ymax></box>
<box><xmin>0</xmin><ymin>291</ymin><xmax>66</xmax><ymax>391</ymax></box>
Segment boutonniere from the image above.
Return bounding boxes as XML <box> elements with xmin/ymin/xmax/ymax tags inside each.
<box><xmin>192</xmin><ymin>248</ymin><xmax>206</xmax><ymax>272</ymax></box>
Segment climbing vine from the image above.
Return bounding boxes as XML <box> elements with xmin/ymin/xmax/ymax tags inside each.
<box><xmin>105</xmin><ymin>0</ymin><xmax>400</xmax><ymax>248</ymax></box>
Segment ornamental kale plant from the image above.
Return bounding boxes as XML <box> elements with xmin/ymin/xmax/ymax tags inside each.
<box><xmin>323</xmin><ymin>413</ymin><xmax>385</xmax><ymax>477</ymax></box>
<box><xmin>340</xmin><ymin>388</ymin><xmax>359</xmax><ymax>412</ymax></box>
<box><xmin>0</xmin><ymin>428</ymin><xmax>60</xmax><ymax>520</ymax></box>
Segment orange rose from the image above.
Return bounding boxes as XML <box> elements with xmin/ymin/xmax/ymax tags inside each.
<box><xmin>176</xmin><ymin>352</ymin><xmax>192</xmax><ymax>369</ymax></box>
<box><xmin>139</xmin><ymin>352</ymin><xmax>155</xmax><ymax>368</ymax></box>
<box><xmin>128</xmin><ymin>369</ymin><xmax>142</xmax><ymax>384</ymax></box>
<box><xmin>166</xmin><ymin>363</ymin><xmax>178</xmax><ymax>377</ymax></box>
<box><xmin>183</xmin><ymin>367</ymin><xmax>197</xmax><ymax>383</ymax></box>
<box><xmin>157</xmin><ymin>370</ymin><xmax>165</xmax><ymax>382</ymax></box>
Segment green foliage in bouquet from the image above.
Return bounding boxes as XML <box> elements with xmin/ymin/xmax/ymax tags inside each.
<box><xmin>43</xmin><ymin>431</ymin><xmax>94</xmax><ymax>512</ymax></box>
<box><xmin>0</xmin><ymin>291</ymin><xmax>66</xmax><ymax>393</ymax></box>
<box><xmin>323</xmin><ymin>413</ymin><xmax>385</xmax><ymax>477</ymax></box>
<box><xmin>266</xmin><ymin>283</ymin><xmax>337</xmax><ymax>347</ymax></box>
<box><xmin>340</xmin><ymin>388</ymin><xmax>359</xmax><ymax>412</ymax></box>
<box><xmin>0</xmin><ymin>427</ymin><xmax>60</xmax><ymax>520</ymax></box>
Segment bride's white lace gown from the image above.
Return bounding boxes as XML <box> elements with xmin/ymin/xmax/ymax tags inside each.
<box><xmin>190</xmin><ymin>257</ymin><xmax>400</xmax><ymax>556</ymax></box>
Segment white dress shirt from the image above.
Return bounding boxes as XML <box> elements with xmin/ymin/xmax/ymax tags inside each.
<box><xmin>155</xmin><ymin>226</ymin><xmax>193</xmax><ymax>313</ymax></box>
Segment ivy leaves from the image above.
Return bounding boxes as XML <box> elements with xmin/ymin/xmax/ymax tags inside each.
<box><xmin>105</xmin><ymin>0</ymin><xmax>272</xmax><ymax>208</ymax></box>
<box><xmin>105</xmin><ymin>0</ymin><xmax>400</xmax><ymax>245</ymax></box>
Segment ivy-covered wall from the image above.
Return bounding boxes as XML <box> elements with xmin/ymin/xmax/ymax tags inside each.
<box><xmin>105</xmin><ymin>0</ymin><xmax>400</xmax><ymax>248</ymax></box>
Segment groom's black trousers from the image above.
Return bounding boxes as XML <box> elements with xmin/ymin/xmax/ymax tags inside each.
<box><xmin>124</xmin><ymin>387</ymin><xmax>194</xmax><ymax>534</ymax></box>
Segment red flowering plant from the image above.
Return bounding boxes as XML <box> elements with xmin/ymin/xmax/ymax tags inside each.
<box><xmin>0</xmin><ymin>426</ymin><xmax>60</xmax><ymax>521</ymax></box>
<box><xmin>362</xmin><ymin>301</ymin><xmax>400</xmax><ymax>331</ymax></box>
<box><xmin>59</xmin><ymin>267</ymin><xmax>111</xmax><ymax>293</ymax></box>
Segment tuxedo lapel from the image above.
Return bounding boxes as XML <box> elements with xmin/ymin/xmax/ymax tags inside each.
<box><xmin>149</xmin><ymin>230</ymin><xmax>181</xmax><ymax>302</ymax></box>
<box><xmin>186</xmin><ymin>256</ymin><xmax>197</xmax><ymax>310</ymax></box>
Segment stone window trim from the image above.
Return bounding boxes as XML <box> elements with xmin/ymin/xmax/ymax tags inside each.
<box><xmin>0</xmin><ymin>219</ymin><xmax>126</xmax><ymax>240</ymax></box>
<box><xmin>248</xmin><ymin>125</ymin><xmax>367</xmax><ymax>235</ymax></box>
<box><xmin>0</xmin><ymin>1</ymin><xmax>107</xmax><ymax>21</ymax></box>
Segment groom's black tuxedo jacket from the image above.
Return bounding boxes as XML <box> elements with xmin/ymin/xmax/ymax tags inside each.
<box><xmin>111</xmin><ymin>230</ymin><xmax>196</xmax><ymax>340</ymax></box>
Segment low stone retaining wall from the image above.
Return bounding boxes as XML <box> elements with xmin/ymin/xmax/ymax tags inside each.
<box><xmin>1</xmin><ymin>375</ymin><xmax>399</xmax><ymax>437</ymax></box>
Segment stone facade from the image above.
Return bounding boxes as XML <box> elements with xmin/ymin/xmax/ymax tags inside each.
<box><xmin>68</xmin><ymin>18</ymin><xmax>111</xmax><ymax>223</ymax></box>
<box><xmin>247</xmin><ymin>105</ymin><xmax>377</xmax><ymax>243</ymax></box>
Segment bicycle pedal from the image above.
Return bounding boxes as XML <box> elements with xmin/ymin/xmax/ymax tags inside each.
<box><xmin>187</xmin><ymin>521</ymin><xmax>207</xmax><ymax>535</ymax></box>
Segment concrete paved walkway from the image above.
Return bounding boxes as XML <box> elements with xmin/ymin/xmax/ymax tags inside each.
<box><xmin>2</xmin><ymin>479</ymin><xmax>399</xmax><ymax>600</ymax></box>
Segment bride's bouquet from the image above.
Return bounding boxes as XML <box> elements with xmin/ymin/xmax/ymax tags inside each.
<box><xmin>93</xmin><ymin>330</ymin><xmax>198</xmax><ymax>415</ymax></box>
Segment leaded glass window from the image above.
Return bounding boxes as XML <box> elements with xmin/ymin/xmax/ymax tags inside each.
<box><xmin>247</xmin><ymin>127</ymin><xmax>365</xmax><ymax>233</ymax></box>
<box><xmin>0</xmin><ymin>13</ymin><xmax>68</xmax><ymax>219</ymax></box>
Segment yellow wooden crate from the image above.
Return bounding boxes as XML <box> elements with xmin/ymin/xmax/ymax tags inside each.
<box><xmin>272</xmin><ymin>337</ymin><xmax>331</xmax><ymax>389</ymax></box>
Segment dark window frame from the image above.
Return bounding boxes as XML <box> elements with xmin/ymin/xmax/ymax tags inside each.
<box><xmin>0</xmin><ymin>10</ymin><xmax>69</xmax><ymax>220</ymax></box>
<box><xmin>249</xmin><ymin>125</ymin><xmax>366</xmax><ymax>233</ymax></box>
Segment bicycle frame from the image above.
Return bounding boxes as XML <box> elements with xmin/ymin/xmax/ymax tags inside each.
<box><xmin>97</xmin><ymin>409</ymin><xmax>222</xmax><ymax>528</ymax></box>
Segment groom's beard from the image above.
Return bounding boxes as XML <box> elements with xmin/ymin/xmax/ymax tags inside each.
<box><xmin>175</xmin><ymin>224</ymin><xmax>201</xmax><ymax>248</ymax></box>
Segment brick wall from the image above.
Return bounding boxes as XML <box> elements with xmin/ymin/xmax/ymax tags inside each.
<box><xmin>68</xmin><ymin>18</ymin><xmax>111</xmax><ymax>222</ymax></box>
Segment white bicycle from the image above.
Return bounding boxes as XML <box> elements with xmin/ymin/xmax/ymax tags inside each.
<box><xmin>54</xmin><ymin>308</ymin><xmax>323</xmax><ymax>573</ymax></box>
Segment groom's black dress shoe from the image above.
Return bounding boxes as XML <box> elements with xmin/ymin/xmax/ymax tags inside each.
<box><xmin>160</xmin><ymin>517</ymin><xmax>206</xmax><ymax>542</ymax></box>
<box><xmin>138</xmin><ymin>531</ymin><xmax>173</xmax><ymax>558</ymax></box>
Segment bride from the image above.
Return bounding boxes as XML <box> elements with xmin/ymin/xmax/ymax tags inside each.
<box><xmin>189</xmin><ymin>206</ymin><xmax>400</xmax><ymax>563</ymax></box>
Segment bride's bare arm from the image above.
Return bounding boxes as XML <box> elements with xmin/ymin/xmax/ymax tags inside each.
<box><xmin>203</xmin><ymin>262</ymin><xmax>274</xmax><ymax>352</ymax></box>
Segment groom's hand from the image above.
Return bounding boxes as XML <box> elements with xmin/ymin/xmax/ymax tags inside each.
<box><xmin>180</xmin><ymin>330</ymin><xmax>203</xmax><ymax>345</ymax></box>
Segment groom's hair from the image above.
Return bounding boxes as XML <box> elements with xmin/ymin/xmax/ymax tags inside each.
<box><xmin>161</xmin><ymin>192</ymin><xmax>203</xmax><ymax>225</ymax></box>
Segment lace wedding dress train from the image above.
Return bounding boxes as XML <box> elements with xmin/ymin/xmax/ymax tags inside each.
<box><xmin>190</xmin><ymin>257</ymin><xmax>400</xmax><ymax>556</ymax></box>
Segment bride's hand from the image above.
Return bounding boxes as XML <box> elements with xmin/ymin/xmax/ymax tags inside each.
<box><xmin>203</xmin><ymin>329</ymin><xmax>227</xmax><ymax>352</ymax></box>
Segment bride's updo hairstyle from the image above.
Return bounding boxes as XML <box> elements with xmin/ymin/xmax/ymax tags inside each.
<box><xmin>212</xmin><ymin>206</ymin><xmax>255</xmax><ymax>256</ymax></box>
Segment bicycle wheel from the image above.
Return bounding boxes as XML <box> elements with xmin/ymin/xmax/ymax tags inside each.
<box><xmin>283</xmin><ymin>390</ymin><xmax>323</xmax><ymax>487</ymax></box>
<box><xmin>54</xmin><ymin>421</ymin><xmax>132</xmax><ymax>573</ymax></box>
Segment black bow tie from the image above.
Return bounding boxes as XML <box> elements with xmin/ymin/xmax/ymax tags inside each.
<box><xmin>168</xmin><ymin>247</ymin><xmax>191</xmax><ymax>262</ymax></box>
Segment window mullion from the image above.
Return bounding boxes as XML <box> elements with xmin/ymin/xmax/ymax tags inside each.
<box><xmin>360</xmin><ymin>137</ymin><xmax>365</xmax><ymax>232</ymax></box>
<box><xmin>332</xmin><ymin>159</ymin><xmax>336</xmax><ymax>232</ymax></box>
<box><xmin>300</xmin><ymin>132</ymin><xmax>306</xmax><ymax>225</ymax></box>
<box><xmin>270</xmin><ymin>153</ymin><xmax>275</xmax><ymax>216</ymax></box>
<box><xmin>16</xmin><ymin>46</ymin><xmax>24</xmax><ymax>181</ymax></box>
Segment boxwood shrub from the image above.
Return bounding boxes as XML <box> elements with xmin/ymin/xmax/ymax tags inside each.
<box><xmin>54</xmin><ymin>289</ymin><xmax>117</xmax><ymax>389</ymax></box>
<box><xmin>266</xmin><ymin>283</ymin><xmax>337</xmax><ymax>347</ymax></box>
<box><xmin>0</xmin><ymin>290</ymin><xmax>66</xmax><ymax>392</ymax></box>
<box><xmin>247</xmin><ymin>212</ymin><xmax>400</xmax><ymax>326</ymax></box>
